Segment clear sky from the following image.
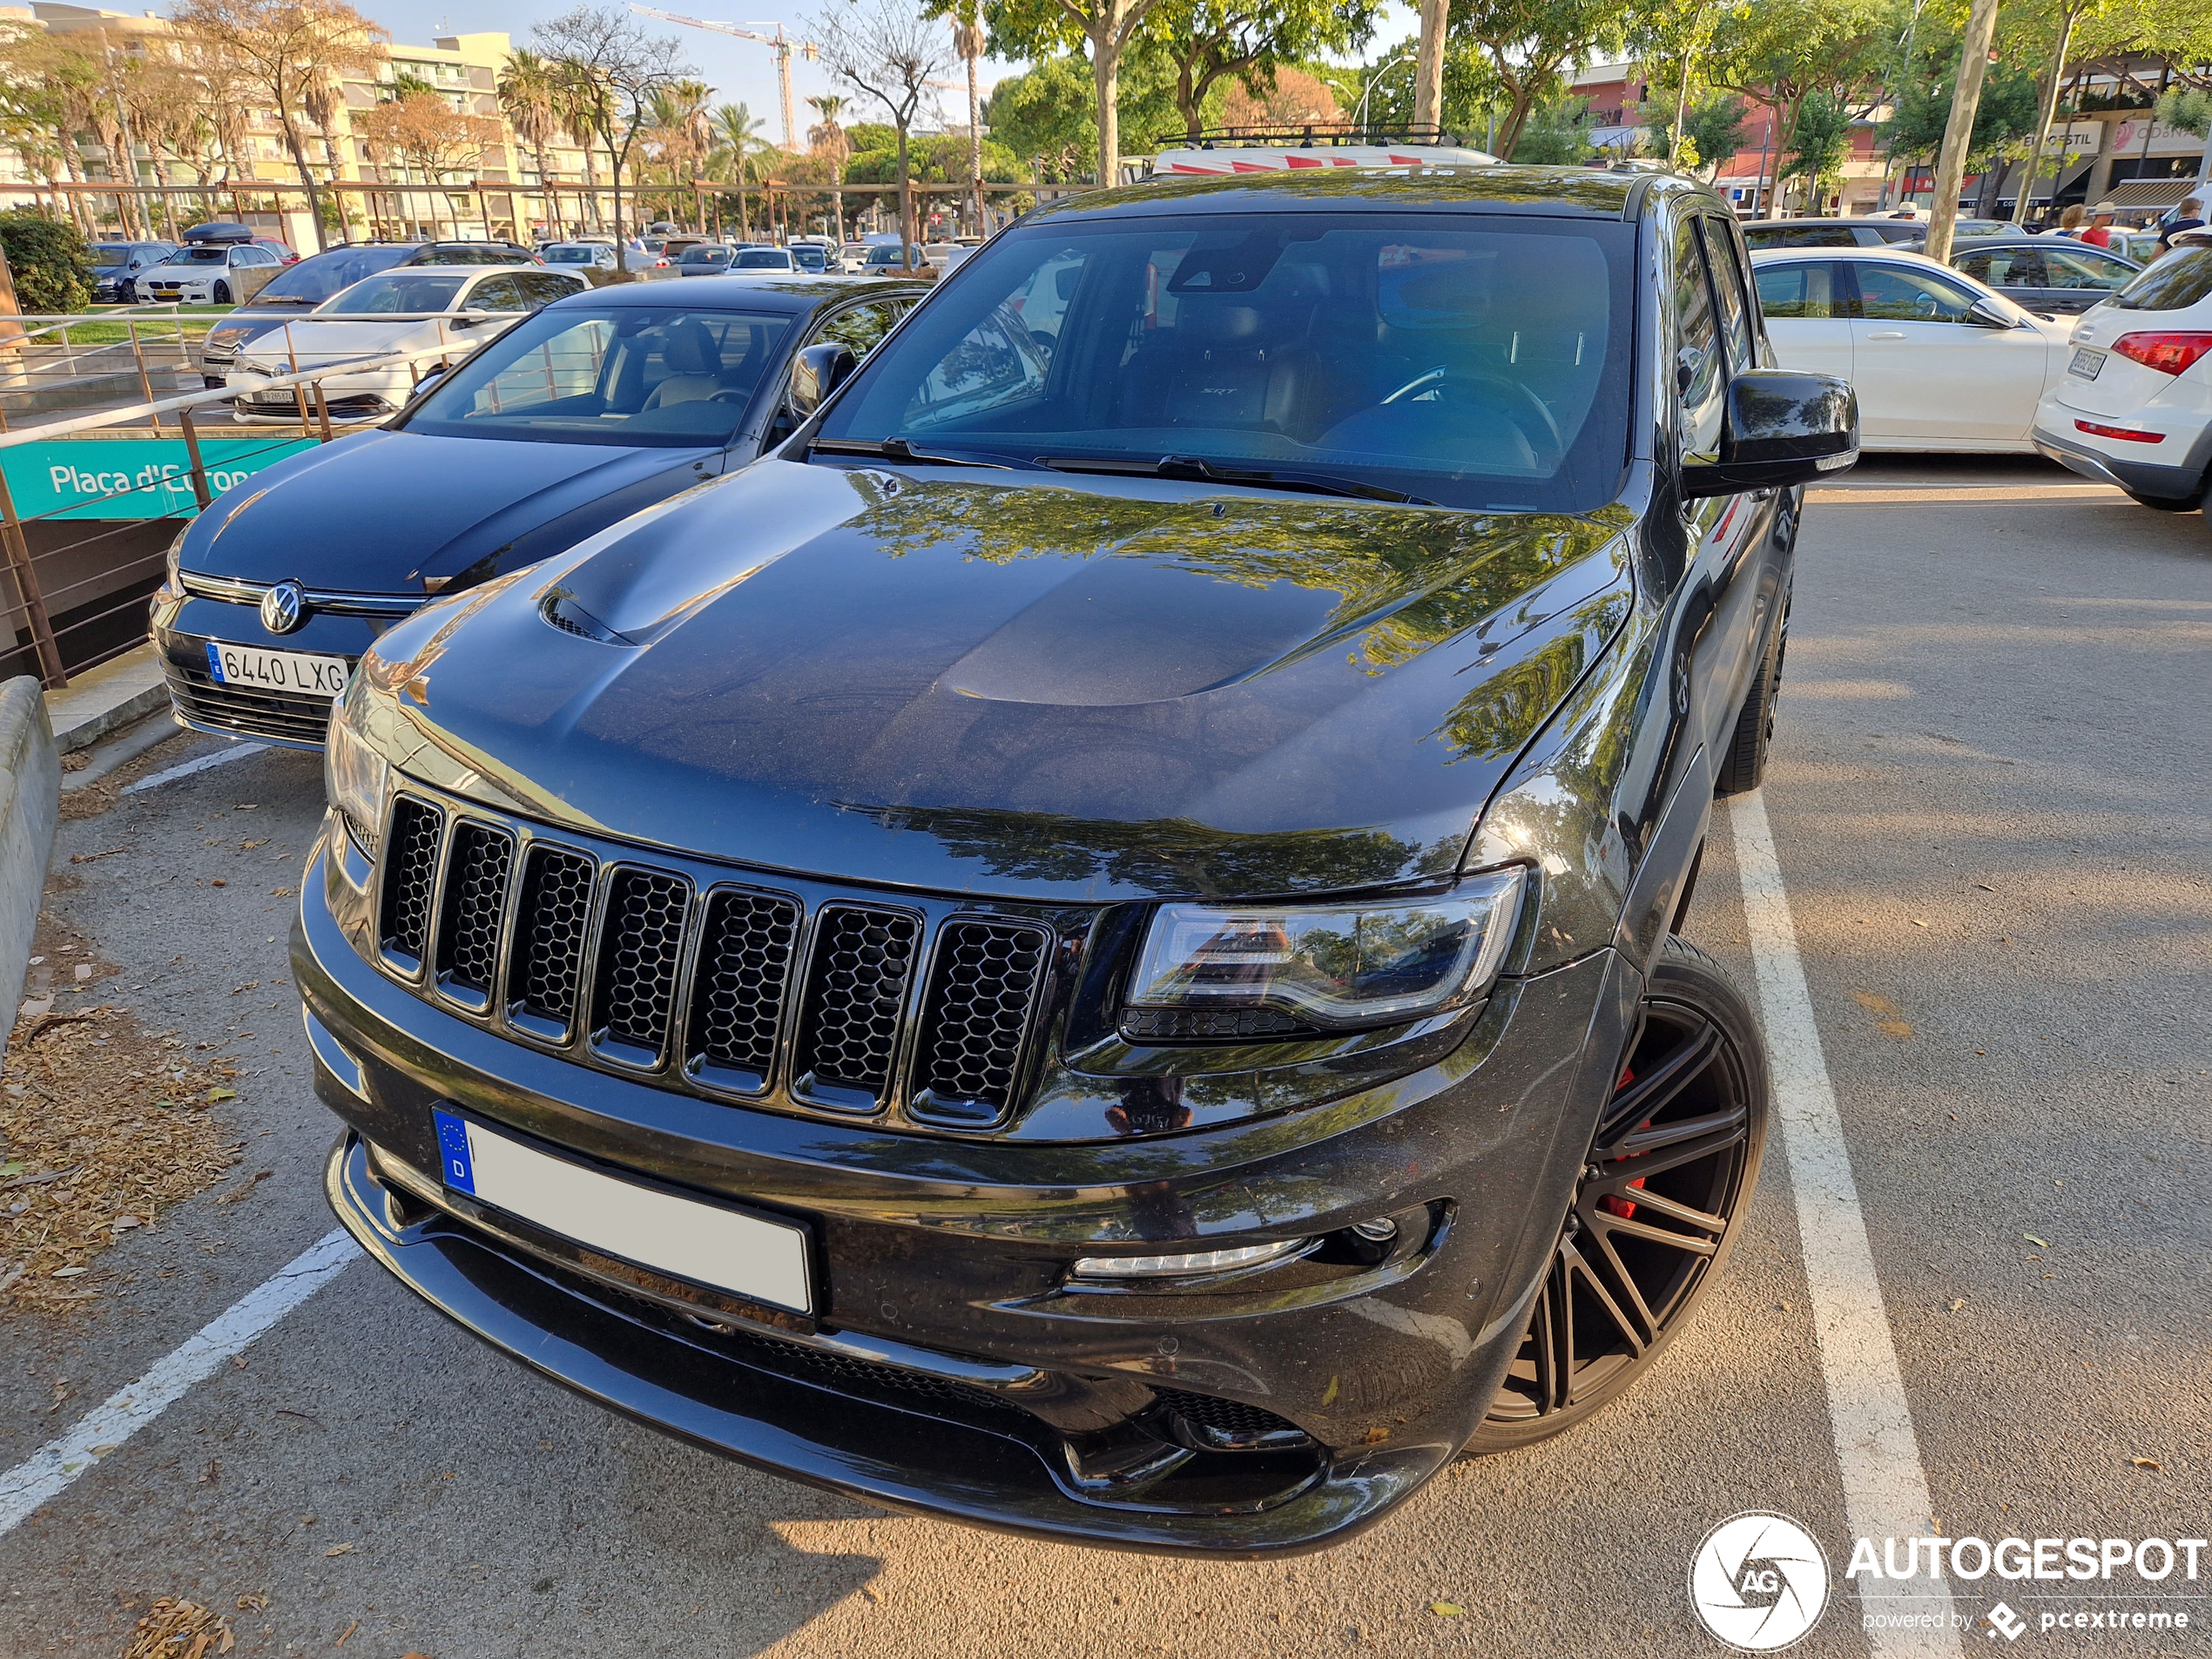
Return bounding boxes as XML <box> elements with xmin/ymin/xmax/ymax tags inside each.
<box><xmin>361</xmin><ymin>0</ymin><xmax>1419</xmax><ymax>151</ymax></box>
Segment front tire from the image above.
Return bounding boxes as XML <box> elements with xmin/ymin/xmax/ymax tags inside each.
<box><xmin>1714</xmin><ymin>602</ymin><xmax>1787</xmax><ymax>797</ymax></box>
<box><xmin>212</xmin><ymin>281</ymin><xmax>232</xmax><ymax>306</ymax></box>
<box><xmin>1466</xmin><ymin>935</ymin><xmax>1769</xmax><ymax>1454</ymax></box>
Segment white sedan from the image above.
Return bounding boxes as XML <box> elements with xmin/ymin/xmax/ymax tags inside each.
<box><xmin>226</xmin><ymin>264</ymin><xmax>587</xmax><ymax>424</ymax></box>
<box><xmin>1749</xmin><ymin>246</ymin><xmax>2074</xmax><ymax>450</ymax></box>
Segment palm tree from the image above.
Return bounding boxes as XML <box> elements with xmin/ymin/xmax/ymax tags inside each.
<box><xmin>301</xmin><ymin>73</ymin><xmax>356</xmax><ymax>244</ymax></box>
<box><xmin>500</xmin><ymin>48</ymin><xmax>563</xmax><ymax>238</ymax></box>
<box><xmin>709</xmin><ymin>101</ymin><xmax>765</xmax><ymax>238</ymax></box>
<box><xmin>644</xmin><ymin>77</ymin><xmax>712</xmax><ymax>225</ymax></box>
<box><xmin>949</xmin><ymin>7</ymin><xmax>984</xmax><ymax>235</ymax></box>
<box><xmin>551</xmin><ymin>61</ymin><xmax>608</xmax><ymax>233</ymax></box>
<box><xmin>806</xmin><ymin>92</ymin><xmax>847</xmax><ymax>244</ymax></box>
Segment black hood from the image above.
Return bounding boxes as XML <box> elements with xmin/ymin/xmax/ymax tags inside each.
<box><xmin>365</xmin><ymin>459</ymin><xmax>1634</xmax><ymax>901</ymax></box>
<box><xmin>184</xmin><ymin>429</ymin><xmax>713</xmax><ymax>594</ymax></box>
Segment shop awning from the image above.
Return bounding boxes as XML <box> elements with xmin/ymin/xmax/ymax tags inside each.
<box><xmin>2101</xmin><ymin>179</ymin><xmax>2201</xmax><ymax>210</ymax></box>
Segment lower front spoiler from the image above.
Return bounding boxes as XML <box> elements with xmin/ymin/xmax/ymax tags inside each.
<box><xmin>325</xmin><ymin>1131</ymin><xmax>1449</xmax><ymax>1556</ymax></box>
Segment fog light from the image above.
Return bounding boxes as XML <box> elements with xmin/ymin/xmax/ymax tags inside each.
<box><xmin>1070</xmin><ymin>1239</ymin><xmax>1307</xmax><ymax>1280</ymax></box>
<box><xmin>1349</xmin><ymin>1217</ymin><xmax>1399</xmax><ymax>1243</ymax></box>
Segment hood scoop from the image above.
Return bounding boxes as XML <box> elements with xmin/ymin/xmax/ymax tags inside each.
<box><xmin>540</xmin><ymin>587</ymin><xmax>633</xmax><ymax>646</ymax></box>
<box><xmin>942</xmin><ymin>556</ymin><xmax>1339</xmax><ymax>707</ymax></box>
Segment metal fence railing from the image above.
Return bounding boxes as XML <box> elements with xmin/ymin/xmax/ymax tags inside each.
<box><xmin>0</xmin><ymin>337</ymin><xmax>487</xmax><ymax>690</ymax></box>
<box><xmin>0</xmin><ymin>306</ymin><xmax>218</xmax><ymax>429</ymax></box>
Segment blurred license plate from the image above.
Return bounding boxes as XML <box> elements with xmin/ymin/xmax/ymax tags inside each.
<box><xmin>2069</xmin><ymin>347</ymin><xmax>2107</xmax><ymax>379</ymax></box>
<box><xmin>204</xmin><ymin>640</ymin><xmax>347</xmax><ymax>696</ymax></box>
<box><xmin>433</xmin><ymin>1110</ymin><xmax>812</xmax><ymax>1312</ymax></box>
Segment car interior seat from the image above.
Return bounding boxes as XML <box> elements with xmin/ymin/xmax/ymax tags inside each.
<box><xmin>642</xmin><ymin>319</ymin><xmax>726</xmax><ymax>408</ymax></box>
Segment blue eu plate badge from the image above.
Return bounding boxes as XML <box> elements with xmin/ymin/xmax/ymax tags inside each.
<box><xmin>433</xmin><ymin>1110</ymin><xmax>475</xmax><ymax>1194</ymax></box>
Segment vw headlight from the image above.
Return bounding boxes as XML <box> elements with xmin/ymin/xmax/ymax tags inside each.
<box><xmin>1125</xmin><ymin>868</ymin><xmax>1526</xmax><ymax>1035</ymax></box>
<box><xmin>324</xmin><ymin>685</ymin><xmax>387</xmax><ymax>853</ymax></box>
<box><xmin>164</xmin><ymin>524</ymin><xmax>188</xmax><ymax>594</ymax></box>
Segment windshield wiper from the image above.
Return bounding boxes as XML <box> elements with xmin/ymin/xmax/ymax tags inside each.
<box><xmin>1036</xmin><ymin>452</ymin><xmax>1432</xmax><ymax>505</ymax></box>
<box><xmin>809</xmin><ymin>436</ymin><xmax>1009</xmax><ymax>470</ymax></box>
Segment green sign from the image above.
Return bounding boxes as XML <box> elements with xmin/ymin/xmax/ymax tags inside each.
<box><xmin>1</xmin><ymin>435</ymin><xmax>317</xmax><ymax>523</ymax></box>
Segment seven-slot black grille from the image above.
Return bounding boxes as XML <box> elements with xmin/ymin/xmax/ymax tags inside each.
<box><xmin>590</xmin><ymin>868</ymin><xmax>691</xmax><ymax>1065</ymax></box>
<box><xmin>791</xmin><ymin>906</ymin><xmax>921</xmax><ymax>1112</ymax></box>
<box><xmin>369</xmin><ymin>805</ymin><xmax>1049</xmax><ymax>1129</ymax></box>
<box><xmin>377</xmin><ymin>797</ymin><xmax>444</xmax><ymax>968</ymax></box>
<box><xmin>685</xmin><ymin>888</ymin><xmax>802</xmax><ymax>1094</ymax></box>
<box><xmin>911</xmin><ymin>920</ymin><xmax>1049</xmax><ymax>1127</ymax></box>
<box><xmin>434</xmin><ymin>821</ymin><xmax>513</xmax><ymax>1008</ymax></box>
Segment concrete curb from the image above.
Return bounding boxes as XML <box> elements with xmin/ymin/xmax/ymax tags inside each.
<box><xmin>0</xmin><ymin>674</ymin><xmax>59</xmax><ymax>1052</ymax></box>
<box><xmin>44</xmin><ymin>642</ymin><xmax>169</xmax><ymax>753</ymax></box>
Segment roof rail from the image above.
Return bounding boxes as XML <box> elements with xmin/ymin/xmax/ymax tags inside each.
<box><xmin>1158</xmin><ymin>124</ymin><xmax>1461</xmax><ymax>151</ymax></box>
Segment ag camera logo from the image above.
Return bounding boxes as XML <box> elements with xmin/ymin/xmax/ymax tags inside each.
<box><xmin>1690</xmin><ymin>1512</ymin><xmax>1831</xmax><ymax>1651</ymax></box>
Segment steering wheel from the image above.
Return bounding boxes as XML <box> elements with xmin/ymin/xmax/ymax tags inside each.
<box><xmin>707</xmin><ymin>388</ymin><xmax>749</xmax><ymax>404</ymax></box>
<box><xmin>1376</xmin><ymin>368</ymin><xmax>1565</xmax><ymax>464</ymax></box>
<box><xmin>1912</xmin><ymin>291</ymin><xmax>1942</xmax><ymax>320</ymax></box>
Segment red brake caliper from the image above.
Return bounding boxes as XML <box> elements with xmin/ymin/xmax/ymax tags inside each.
<box><xmin>1600</xmin><ymin>1062</ymin><xmax>1649</xmax><ymax>1220</ymax></box>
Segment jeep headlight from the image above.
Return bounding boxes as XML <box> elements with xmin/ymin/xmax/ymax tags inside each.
<box><xmin>1124</xmin><ymin>868</ymin><xmax>1526</xmax><ymax>1036</ymax></box>
<box><xmin>324</xmin><ymin>683</ymin><xmax>387</xmax><ymax>854</ymax></box>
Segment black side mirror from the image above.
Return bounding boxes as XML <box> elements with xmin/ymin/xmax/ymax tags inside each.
<box><xmin>788</xmin><ymin>341</ymin><xmax>859</xmax><ymax>419</ymax></box>
<box><xmin>1683</xmin><ymin>368</ymin><xmax>1858</xmax><ymax>497</ymax></box>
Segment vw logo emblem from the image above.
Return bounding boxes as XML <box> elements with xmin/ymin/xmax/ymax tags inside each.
<box><xmin>260</xmin><ymin>579</ymin><xmax>307</xmax><ymax>635</ymax></box>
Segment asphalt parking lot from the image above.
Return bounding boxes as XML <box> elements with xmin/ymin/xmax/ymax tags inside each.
<box><xmin>1</xmin><ymin>455</ymin><xmax>2205</xmax><ymax>1658</ymax></box>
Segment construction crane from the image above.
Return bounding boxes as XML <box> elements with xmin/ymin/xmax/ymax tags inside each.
<box><xmin>628</xmin><ymin>4</ymin><xmax>818</xmax><ymax>152</ymax></box>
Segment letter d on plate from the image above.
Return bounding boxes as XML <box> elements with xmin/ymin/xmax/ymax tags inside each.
<box><xmin>434</xmin><ymin>1109</ymin><xmax>476</xmax><ymax>1194</ymax></box>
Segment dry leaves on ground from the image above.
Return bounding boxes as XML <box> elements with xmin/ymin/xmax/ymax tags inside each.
<box><xmin>121</xmin><ymin>1597</ymin><xmax>233</xmax><ymax>1658</ymax></box>
<box><xmin>1</xmin><ymin>1001</ymin><xmax>239</xmax><ymax>1316</ymax></box>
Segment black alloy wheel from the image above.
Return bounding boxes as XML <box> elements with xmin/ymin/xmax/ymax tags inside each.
<box><xmin>1468</xmin><ymin>936</ymin><xmax>1768</xmax><ymax>1453</ymax></box>
<box><xmin>212</xmin><ymin>280</ymin><xmax>232</xmax><ymax>306</ymax></box>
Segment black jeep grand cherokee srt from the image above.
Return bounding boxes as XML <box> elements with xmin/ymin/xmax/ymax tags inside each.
<box><xmin>298</xmin><ymin>165</ymin><xmax>1855</xmax><ymax>1554</ymax></box>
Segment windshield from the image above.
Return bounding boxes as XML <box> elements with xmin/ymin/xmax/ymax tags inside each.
<box><xmin>544</xmin><ymin>246</ymin><xmax>599</xmax><ymax>262</ymax></box>
<box><xmin>735</xmin><ymin>250</ymin><xmax>790</xmax><ymax>268</ymax></box>
<box><xmin>814</xmin><ymin>212</ymin><xmax>1635</xmax><ymax>511</ymax></box>
<box><xmin>320</xmin><ymin>272</ymin><xmax>469</xmax><ymax>314</ymax></box>
<box><xmin>92</xmin><ymin>244</ymin><xmax>137</xmax><ymax>266</ymax></box>
<box><xmin>399</xmin><ymin>306</ymin><xmax>792</xmax><ymax>447</ymax></box>
<box><xmin>253</xmin><ymin>246</ymin><xmax>414</xmax><ymax>304</ymax></box>
<box><xmin>171</xmin><ymin>246</ymin><xmax>235</xmax><ymax>265</ymax></box>
<box><xmin>681</xmin><ymin>247</ymin><xmax>732</xmax><ymax>264</ymax></box>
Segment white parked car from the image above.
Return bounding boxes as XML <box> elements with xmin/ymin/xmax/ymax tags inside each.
<box><xmin>2031</xmin><ymin>231</ymin><xmax>2212</xmax><ymax>512</ymax></box>
<box><xmin>135</xmin><ymin>241</ymin><xmax>287</xmax><ymax>306</ymax></box>
<box><xmin>225</xmin><ymin>264</ymin><xmax>587</xmax><ymax>424</ymax></box>
<box><xmin>1750</xmin><ymin>246</ymin><xmax>2073</xmax><ymax>450</ymax></box>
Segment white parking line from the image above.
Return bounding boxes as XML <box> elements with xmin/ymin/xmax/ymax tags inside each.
<box><xmin>0</xmin><ymin>1229</ymin><xmax>361</xmax><ymax>1538</ymax></box>
<box><xmin>119</xmin><ymin>742</ymin><xmax>270</xmax><ymax>795</ymax></box>
<box><xmin>1731</xmin><ymin>794</ymin><xmax>1960</xmax><ymax>1658</ymax></box>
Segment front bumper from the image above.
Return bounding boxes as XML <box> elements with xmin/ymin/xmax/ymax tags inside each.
<box><xmin>297</xmin><ymin>815</ymin><xmax>1635</xmax><ymax>1554</ymax></box>
<box><xmin>151</xmin><ymin>584</ymin><xmax>401</xmax><ymax>748</ymax></box>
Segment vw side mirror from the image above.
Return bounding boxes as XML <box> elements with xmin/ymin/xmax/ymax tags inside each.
<box><xmin>1683</xmin><ymin>369</ymin><xmax>1858</xmax><ymax>497</ymax></box>
<box><xmin>788</xmin><ymin>341</ymin><xmax>859</xmax><ymax>419</ymax></box>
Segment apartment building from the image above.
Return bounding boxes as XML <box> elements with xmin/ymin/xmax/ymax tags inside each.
<box><xmin>0</xmin><ymin>3</ymin><xmax>607</xmax><ymax>246</ymax></box>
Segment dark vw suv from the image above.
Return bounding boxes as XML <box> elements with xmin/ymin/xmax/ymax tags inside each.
<box><xmin>300</xmin><ymin>167</ymin><xmax>1855</xmax><ymax>1552</ymax></box>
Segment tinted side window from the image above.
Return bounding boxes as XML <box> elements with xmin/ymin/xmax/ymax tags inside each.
<box><xmin>2041</xmin><ymin>246</ymin><xmax>2132</xmax><ymax>290</ymax></box>
<box><xmin>1673</xmin><ymin>218</ymin><xmax>1723</xmax><ymax>458</ymax></box>
<box><xmin>470</xmin><ymin>275</ymin><xmax>529</xmax><ymax>312</ymax></box>
<box><xmin>813</xmin><ymin>302</ymin><xmax>894</xmax><ymax>356</ymax></box>
<box><xmin>1753</xmin><ymin>260</ymin><xmax>1857</xmax><ymax>320</ymax></box>
<box><xmin>521</xmin><ymin>273</ymin><xmax>578</xmax><ymax>306</ymax></box>
<box><xmin>1957</xmin><ymin>247</ymin><xmax>2046</xmax><ymax>287</ymax></box>
<box><xmin>1701</xmin><ymin>220</ymin><xmax>1756</xmax><ymax>374</ymax></box>
<box><xmin>1856</xmin><ymin>264</ymin><xmax>1979</xmax><ymax>322</ymax></box>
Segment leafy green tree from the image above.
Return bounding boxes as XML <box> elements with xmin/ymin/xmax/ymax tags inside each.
<box><xmin>1883</xmin><ymin>59</ymin><xmax>2040</xmax><ymax>164</ymax></box>
<box><xmin>1706</xmin><ymin>0</ymin><xmax>1892</xmax><ymax>189</ymax></box>
<box><xmin>0</xmin><ymin>210</ymin><xmax>91</xmax><ymax>313</ymax></box>
<box><xmin>1137</xmin><ymin>0</ymin><xmax>1382</xmax><ymax>143</ymax></box>
<box><xmin>1509</xmin><ymin>93</ymin><xmax>1595</xmax><ymax>163</ymax></box>
<box><xmin>1448</xmin><ymin>0</ymin><xmax>1631</xmax><ymax>159</ymax></box>
<box><xmin>982</xmin><ymin>51</ymin><xmax>1175</xmax><ymax>179</ymax></box>
<box><xmin>1778</xmin><ymin>89</ymin><xmax>1851</xmax><ymax>206</ymax></box>
<box><xmin>973</xmin><ymin>0</ymin><xmax>1159</xmax><ymax>185</ymax></box>
<box><xmin>1656</xmin><ymin>94</ymin><xmax>1748</xmax><ymax>175</ymax></box>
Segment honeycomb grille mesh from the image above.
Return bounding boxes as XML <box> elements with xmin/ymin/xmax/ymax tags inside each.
<box><xmin>914</xmin><ymin>920</ymin><xmax>1048</xmax><ymax>1120</ymax></box>
<box><xmin>435</xmin><ymin>821</ymin><xmax>514</xmax><ymax>995</ymax></box>
<box><xmin>592</xmin><ymin>867</ymin><xmax>691</xmax><ymax>1057</ymax></box>
<box><xmin>794</xmin><ymin>906</ymin><xmax>920</xmax><ymax>1103</ymax></box>
<box><xmin>378</xmin><ymin>797</ymin><xmax>442</xmax><ymax>962</ymax></box>
<box><xmin>507</xmin><ymin>845</ymin><xmax>595</xmax><ymax>1029</ymax></box>
<box><xmin>685</xmin><ymin>888</ymin><xmax>802</xmax><ymax>1086</ymax></box>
